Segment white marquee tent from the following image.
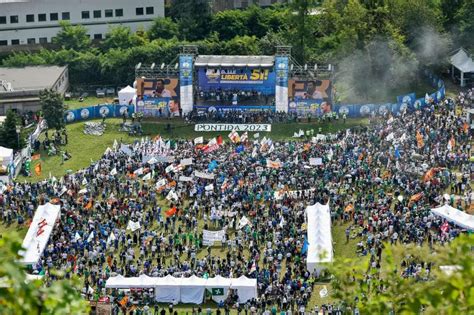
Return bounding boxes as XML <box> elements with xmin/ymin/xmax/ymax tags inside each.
<box><xmin>20</xmin><ymin>203</ymin><xmax>60</xmax><ymax>265</ymax></box>
<box><xmin>118</xmin><ymin>85</ymin><xmax>136</xmax><ymax>105</ymax></box>
<box><xmin>431</xmin><ymin>204</ymin><xmax>474</xmax><ymax>231</ymax></box>
<box><xmin>178</xmin><ymin>275</ymin><xmax>208</xmax><ymax>304</ymax></box>
<box><xmin>229</xmin><ymin>275</ymin><xmax>258</xmax><ymax>304</ymax></box>
<box><xmin>0</xmin><ymin>146</ymin><xmax>13</xmax><ymax>168</ymax></box>
<box><xmin>104</xmin><ymin>274</ymin><xmax>258</xmax><ymax>304</ymax></box>
<box><xmin>306</xmin><ymin>202</ymin><xmax>333</xmax><ymax>274</ymax></box>
<box><xmin>205</xmin><ymin>275</ymin><xmax>232</xmax><ymax>303</ymax></box>
<box><xmin>154</xmin><ymin>274</ymin><xmax>181</xmax><ymax>303</ymax></box>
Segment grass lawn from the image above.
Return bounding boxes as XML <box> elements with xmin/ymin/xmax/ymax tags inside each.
<box><xmin>4</xmin><ymin>116</ymin><xmax>369</xmax><ymax>312</ymax></box>
<box><xmin>18</xmin><ymin>117</ymin><xmax>368</xmax><ymax>182</ymax></box>
<box><xmin>65</xmin><ymin>96</ymin><xmax>116</xmax><ymax>110</ymax></box>
<box><xmin>149</xmin><ymin>118</ymin><xmax>368</xmax><ymax>141</ymax></box>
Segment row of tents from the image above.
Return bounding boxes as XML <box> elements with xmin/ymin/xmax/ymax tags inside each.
<box><xmin>105</xmin><ymin>274</ymin><xmax>257</xmax><ymax>305</ymax></box>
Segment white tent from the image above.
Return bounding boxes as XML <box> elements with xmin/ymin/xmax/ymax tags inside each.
<box><xmin>178</xmin><ymin>275</ymin><xmax>208</xmax><ymax>304</ymax></box>
<box><xmin>0</xmin><ymin>146</ymin><xmax>13</xmax><ymax>168</ymax></box>
<box><xmin>450</xmin><ymin>48</ymin><xmax>474</xmax><ymax>87</ymax></box>
<box><xmin>306</xmin><ymin>202</ymin><xmax>333</xmax><ymax>274</ymax></box>
<box><xmin>205</xmin><ymin>275</ymin><xmax>232</xmax><ymax>303</ymax></box>
<box><xmin>230</xmin><ymin>276</ymin><xmax>257</xmax><ymax>304</ymax></box>
<box><xmin>105</xmin><ymin>275</ymin><xmax>127</xmax><ymax>288</ymax></box>
<box><xmin>154</xmin><ymin>275</ymin><xmax>181</xmax><ymax>303</ymax></box>
<box><xmin>20</xmin><ymin>203</ymin><xmax>60</xmax><ymax>265</ymax></box>
<box><xmin>431</xmin><ymin>204</ymin><xmax>474</xmax><ymax>231</ymax></box>
<box><xmin>118</xmin><ymin>85</ymin><xmax>136</xmax><ymax>105</ymax></box>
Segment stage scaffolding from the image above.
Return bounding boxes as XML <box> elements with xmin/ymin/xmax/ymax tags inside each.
<box><xmin>135</xmin><ymin>45</ymin><xmax>334</xmax><ymax>80</ymax></box>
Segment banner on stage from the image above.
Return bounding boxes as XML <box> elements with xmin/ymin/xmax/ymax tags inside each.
<box><xmin>194</xmin><ymin>124</ymin><xmax>271</xmax><ymax>132</ymax></box>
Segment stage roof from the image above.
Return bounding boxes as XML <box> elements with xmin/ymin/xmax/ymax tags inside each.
<box><xmin>195</xmin><ymin>55</ymin><xmax>275</xmax><ymax>68</ymax></box>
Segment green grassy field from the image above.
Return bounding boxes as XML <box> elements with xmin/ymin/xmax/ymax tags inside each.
<box><xmin>18</xmin><ymin>117</ymin><xmax>368</xmax><ymax>182</ymax></box>
<box><xmin>65</xmin><ymin>96</ymin><xmax>116</xmax><ymax>110</ymax></box>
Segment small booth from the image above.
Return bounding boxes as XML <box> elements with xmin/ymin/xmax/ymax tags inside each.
<box><xmin>118</xmin><ymin>85</ymin><xmax>137</xmax><ymax>105</ymax></box>
<box><xmin>450</xmin><ymin>48</ymin><xmax>474</xmax><ymax>87</ymax></box>
<box><xmin>178</xmin><ymin>275</ymin><xmax>207</xmax><ymax>304</ymax></box>
<box><xmin>205</xmin><ymin>275</ymin><xmax>232</xmax><ymax>303</ymax></box>
<box><xmin>229</xmin><ymin>276</ymin><xmax>258</xmax><ymax>304</ymax></box>
<box><xmin>431</xmin><ymin>204</ymin><xmax>474</xmax><ymax>231</ymax></box>
<box><xmin>0</xmin><ymin>146</ymin><xmax>13</xmax><ymax>176</ymax></box>
<box><xmin>154</xmin><ymin>275</ymin><xmax>181</xmax><ymax>303</ymax></box>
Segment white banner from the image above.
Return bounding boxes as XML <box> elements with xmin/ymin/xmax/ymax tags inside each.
<box><xmin>195</xmin><ymin>171</ymin><xmax>215</xmax><ymax>180</ymax></box>
<box><xmin>179</xmin><ymin>176</ymin><xmax>194</xmax><ymax>182</ymax></box>
<box><xmin>310</xmin><ymin>158</ymin><xmax>323</xmax><ymax>166</ymax></box>
<box><xmin>180</xmin><ymin>158</ymin><xmax>193</xmax><ymax>166</ymax></box>
<box><xmin>194</xmin><ymin>124</ymin><xmax>271</xmax><ymax>132</ymax></box>
<box><xmin>203</xmin><ymin>229</ymin><xmax>226</xmax><ymax>246</ymax></box>
<box><xmin>127</xmin><ymin>220</ymin><xmax>141</xmax><ymax>232</ymax></box>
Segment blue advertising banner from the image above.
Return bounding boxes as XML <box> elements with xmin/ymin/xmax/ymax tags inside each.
<box><xmin>275</xmin><ymin>56</ymin><xmax>289</xmax><ymax>112</ymax></box>
<box><xmin>180</xmin><ymin>55</ymin><xmax>194</xmax><ymax>113</ymax></box>
<box><xmin>197</xmin><ymin>68</ymin><xmax>276</xmax><ymax>94</ymax></box>
<box><xmin>64</xmin><ymin>105</ymin><xmax>135</xmax><ymax>123</ymax></box>
<box><xmin>288</xmin><ymin>99</ymin><xmax>332</xmax><ymax>117</ymax></box>
<box><xmin>136</xmin><ymin>97</ymin><xmax>179</xmax><ymax>117</ymax></box>
<box><xmin>396</xmin><ymin>93</ymin><xmax>416</xmax><ymax>107</ymax></box>
<box><xmin>195</xmin><ymin>105</ymin><xmax>275</xmax><ymax>112</ymax></box>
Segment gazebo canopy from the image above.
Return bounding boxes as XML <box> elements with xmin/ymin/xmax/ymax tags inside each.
<box><xmin>450</xmin><ymin>48</ymin><xmax>474</xmax><ymax>73</ymax></box>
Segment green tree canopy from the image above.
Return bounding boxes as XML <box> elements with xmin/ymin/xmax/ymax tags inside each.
<box><xmin>0</xmin><ymin>234</ymin><xmax>89</xmax><ymax>314</ymax></box>
<box><xmin>0</xmin><ymin>110</ymin><xmax>25</xmax><ymax>150</ymax></box>
<box><xmin>148</xmin><ymin>17</ymin><xmax>179</xmax><ymax>40</ymax></box>
<box><xmin>102</xmin><ymin>26</ymin><xmax>146</xmax><ymax>50</ymax></box>
<box><xmin>40</xmin><ymin>89</ymin><xmax>67</xmax><ymax>131</ymax></box>
<box><xmin>52</xmin><ymin>21</ymin><xmax>91</xmax><ymax>51</ymax></box>
<box><xmin>329</xmin><ymin>234</ymin><xmax>474</xmax><ymax>314</ymax></box>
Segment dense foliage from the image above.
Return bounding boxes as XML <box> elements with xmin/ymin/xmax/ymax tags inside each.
<box><xmin>40</xmin><ymin>89</ymin><xmax>67</xmax><ymax>130</ymax></box>
<box><xmin>329</xmin><ymin>234</ymin><xmax>474</xmax><ymax>314</ymax></box>
<box><xmin>0</xmin><ymin>110</ymin><xmax>25</xmax><ymax>150</ymax></box>
<box><xmin>1</xmin><ymin>0</ymin><xmax>472</xmax><ymax>95</ymax></box>
<box><xmin>0</xmin><ymin>234</ymin><xmax>89</xmax><ymax>314</ymax></box>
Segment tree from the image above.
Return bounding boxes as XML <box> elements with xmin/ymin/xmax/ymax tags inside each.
<box><xmin>291</xmin><ymin>0</ymin><xmax>318</xmax><ymax>63</ymax></box>
<box><xmin>0</xmin><ymin>233</ymin><xmax>89</xmax><ymax>314</ymax></box>
<box><xmin>329</xmin><ymin>234</ymin><xmax>474</xmax><ymax>314</ymax></box>
<box><xmin>53</xmin><ymin>21</ymin><xmax>91</xmax><ymax>51</ymax></box>
<box><xmin>148</xmin><ymin>17</ymin><xmax>179</xmax><ymax>40</ymax></box>
<box><xmin>169</xmin><ymin>0</ymin><xmax>212</xmax><ymax>41</ymax></box>
<box><xmin>211</xmin><ymin>10</ymin><xmax>248</xmax><ymax>41</ymax></box>
<box><xmin>0</xmin><ymin>110</ymin><xmax>25</xmax><ymax>150</ymax></box>
<box><xmin>455</xmin><ymin>0</ymin><xmax>474</xmax><ymax>50</ymax></box>
<box><xmin>40</xmin><ymin>89</ymin><xmax>67</xmax><ymax>131</ymax></box>
<box><xmin>102</xmin><ymin>26</ymin><xmax>145</xmax><ymax>50</ymax></box>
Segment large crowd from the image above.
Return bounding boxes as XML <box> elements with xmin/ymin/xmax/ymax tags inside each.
<box><xmin>187</xmin><ymin>109</ymin><xmax>298</xmax><ymax>124</ymax></box>
<box><xmin>0</xmin><ymin>89</ymin><xmax>472</xmax><ymax>314</ymax></box>
<box><xmin>195</xmin><ymin>88</ymin><xmax>274</xmax><ymax>106</ymax></box>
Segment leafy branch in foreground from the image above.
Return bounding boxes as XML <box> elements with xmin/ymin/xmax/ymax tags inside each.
<box><xmin>329</xmin><ymin>234</ymin><xmax>473</xmax><ymax>314</ymax></box>
<box><xmin>0</xmin><ymin>233</ymin><xmax>89</xmax><ymax>315</ymax></box>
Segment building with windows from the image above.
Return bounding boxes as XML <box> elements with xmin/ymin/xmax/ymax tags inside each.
<box><xmin>0</xmin><ymin>66</ymin><xmax>69</xmax><ymax>114</ymax></box>
<box><xmin>212</xmin><ymin>0</ymin><xmax>289</xmax><ymax>12</ymax></box>
<box><xmin>0</xmin><ymin>0</ymin><xmax>165</xmax><ymax>47</ymax></box>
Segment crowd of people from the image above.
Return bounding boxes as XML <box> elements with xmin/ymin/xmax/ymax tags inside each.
<box><xmin>0</xmin><ymin>89</ymin><xmax>472</xmax><ymax>314</ymax></box>
<box><xmin>195</xmin><ymin>88</ymin><xmax>274</xmax><ymax>106</ymax></box>
<box><xmin>186</xmin><ymin>109</ymin><xmax>298</xmax><ymax>124</ymax></box>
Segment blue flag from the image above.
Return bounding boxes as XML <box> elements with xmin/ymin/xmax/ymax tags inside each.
<box><xmin>394</xmin><ymin>146</ymin><xmax>401</xmax><ymax>159</ymax></box>
<box><xmin>208</xmin><ymin>160</ymin><xmax>218</xmax><ymax>172</ymax></box>
<box><xmin>235</xmin><ymin>145</ymin><xmax>245</xmax><ymax>154</ymax></box>
<box><xmin>302</xmin><ymin>237</ymin><xmax>309</xmax><ymax>254</ymax></box>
